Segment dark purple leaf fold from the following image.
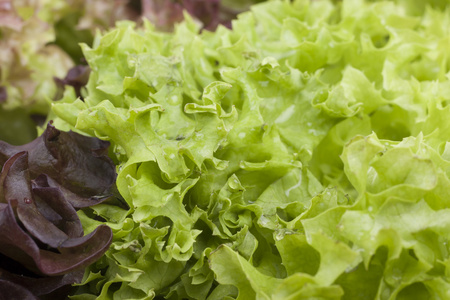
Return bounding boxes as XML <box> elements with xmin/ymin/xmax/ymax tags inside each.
<box><xmin>0</xmin><ymin>280</ymin><xmax>38</xmax><ymax>300</ymax></box>
<box><xmin>0</xmin><ymin>122</ymin><xmax>116</xmax><ymax>298</ymax></box>
<box><xmin>54</xmin><ymin>65</ymin><xmax>90</xmax><ymax>100</ymax></box>
<box><xmin>0</xmin><ymin>122</ymin><xmax>116</xmax><ymax>199</ymax></box>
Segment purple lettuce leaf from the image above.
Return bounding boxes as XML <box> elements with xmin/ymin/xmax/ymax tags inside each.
<box><xmin>0</xmin><ymin>152</ymin><xmax>113</xmax><ymax>276</ymax></box>
<box><xmin>183</xmin><ymin>0</ymin><xmax>221</xmax><ymax>30</ymax></box>
<box><xmin>140</xmin><ymin>0</ymin><xmax>222</xmax><ymax>31</ymax></box>
<box><xmin>0</xmin><ymin>123</ymin><xmax>117</xmax><ymax>298</ymax></box>
<box><xmin>0</xmin><ymin>122</ymin><xmax>116</xmax><ymax>202</ymax></box>
<box><xmin>0</xmin><ymin>280</ymin><xmax>37</xmax><ymax>300</ymax></box>
<box><xmin>0</xmin><ymin>86</ymin><xmax>6</xmax><ymax>103</ymax></box>
<box><xmin>0</xmin><ymin>267</ymin><xmax>84</xmax><ymax>299</ymax></box>
<box><xmin>54</xmin><ymin>65</ymin><xmax>91</xmax><ymax>101</ymax></box>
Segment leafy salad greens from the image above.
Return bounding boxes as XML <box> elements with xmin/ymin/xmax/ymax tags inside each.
<box><xmin>46</xmin><ymin>0</ymin><xmax>450</xmax><ymax>299</ymax></box>
<box><xmin>0</xmin><ymin>0</ymin><xmax>255</xmax><ymax>146</ymax></box>
<box><xmin>0</xmin><ymin>123</ymin><xmax>116</xmax><ymax>299</ymax></box>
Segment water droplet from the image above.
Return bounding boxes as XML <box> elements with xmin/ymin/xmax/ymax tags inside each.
<box><xmin>345</xmin><ymin>265</ymin><xmax>358</xmax><ymax>273</ymax></box>
<box><xmin>308</xmin><ymin>129</ymin><xmax>320</xmax><ymax>136</ymax></box>
<box><xmin>169</xmin><ymin>95</ymin><xmax>179</xmax><ymax>105</ymax></box>
<box><xmin>275</xmin><ymin>104</ymin><xmax>295</xmax><ymax>124</ymax></box>
<box><xmin>275</xmin><ymin>231</ymin><xmax>285</xmax><ymax>241</ymax></box>
<box><xmin>391</xmin><ymin>268</ymin><xmax>402</xmax><ymax>282</ymax></box>
<box><xmin>24</xmin><ymin>198</ymin><xmax>32</xmax><ymax>204</ymax></box>
<box><xmin>285</xmin><ymin>174</ymin><xmax>303</xmax><ymax>197</ymax></box>
<box><xmin>259</xmin><ymin>81</ymin><xmax>269</xmax><ymax>87</ymax></box>
<box><xmin>259</xmin><ymin>215</ymin><xmax>270</xmax><ymax>226</ymax></box>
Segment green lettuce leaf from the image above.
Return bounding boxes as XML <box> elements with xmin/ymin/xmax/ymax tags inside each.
<box><xmin>51</xmin><ymin>0</ymin><xmax>450</xmax><ymax>299</ymax></box>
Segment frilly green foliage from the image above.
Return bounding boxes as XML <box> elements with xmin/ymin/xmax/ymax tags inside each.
<box><xmin>52</xmin><ymin>0</ymin><xmax>450</xmax><ymax>299</ymax></box>
<box><xmin>0</xmin><ymin>0</ymin><xmax>83</xmax><ymax>145</ymax></box>
<box><xmin>0</xmin><ymin>0</ymin><xmax>76</xmax><ymax>113</ymax></box>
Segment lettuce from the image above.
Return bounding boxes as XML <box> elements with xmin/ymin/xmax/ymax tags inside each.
<box><xmin>52</xmin><ymin>0</ymin><xmax>450</xmax><ymax>299</ymax></box>
<box><xmin>0</xmin><ymin>123</ymin><xmax>116</xmax><ymax>298</ymax></box>
<box><xmin>0</xmin><ymin>0</ymin><xmax>259</xmax><ymax>146</ymax></box>
<box><xmin>75</xmin><ymin>0</ymin><xmax>264</xmax><ymax>32</ymax></box>
<box><xmin>0</xmin><ymin>0</ymin><xmax>79</xmax><ymax>146</ymax></box>
<box><xmin>0</xmin><ymin>0</ymin><xmax>74</xmax><ymax>114</ymax></box>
